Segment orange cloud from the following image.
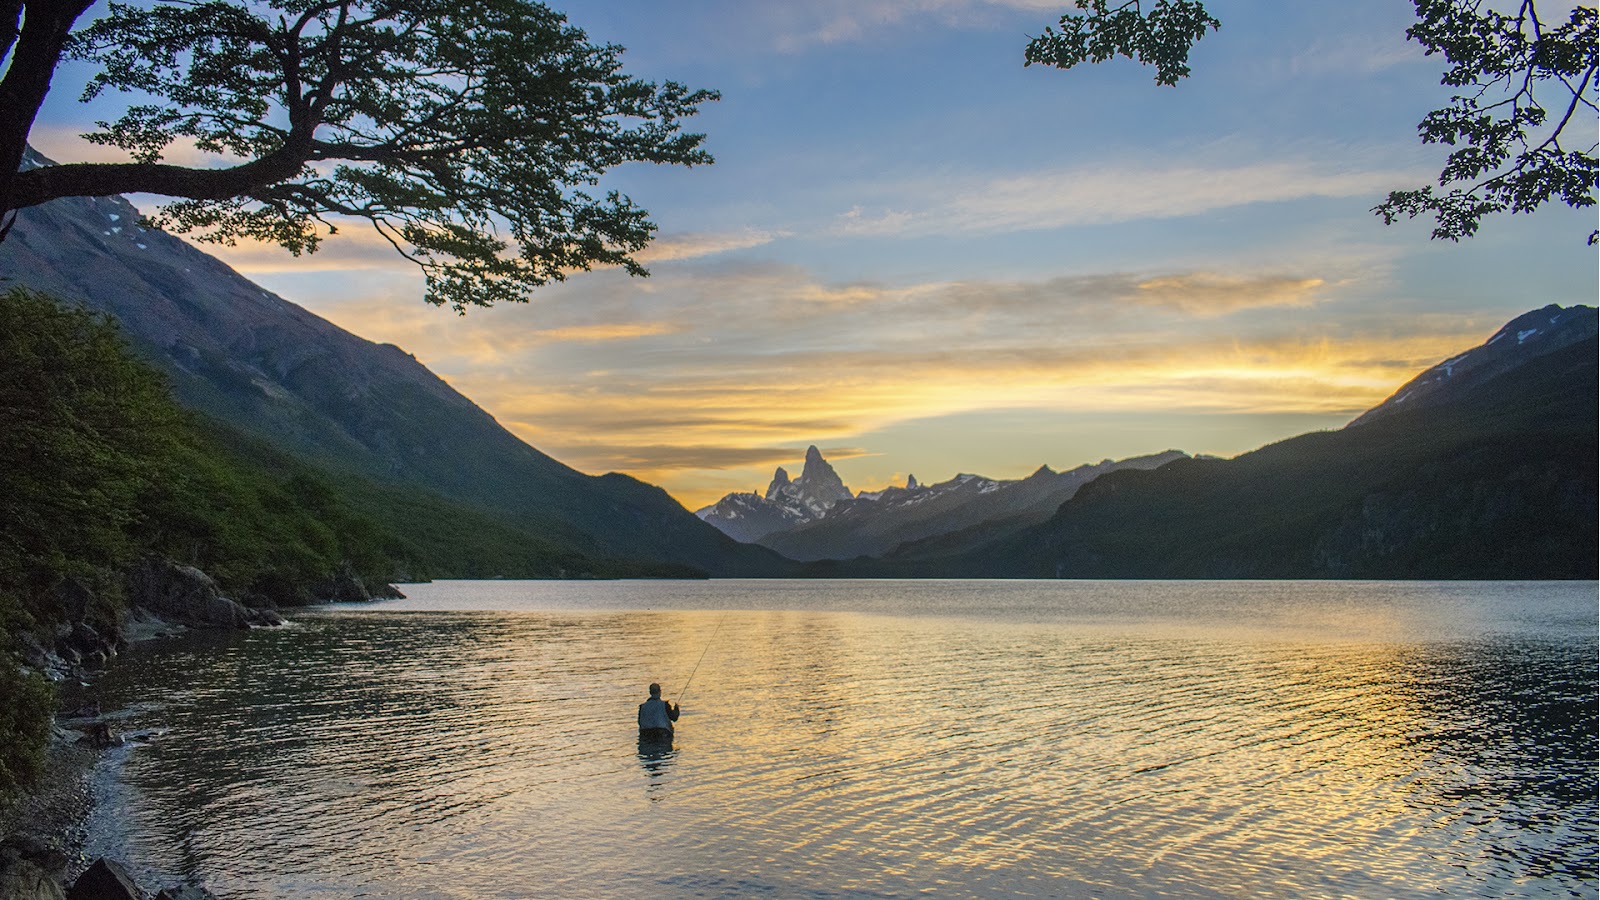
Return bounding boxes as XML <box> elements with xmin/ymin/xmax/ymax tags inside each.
<box><xmin>460</xmin><ymin>328</ymin><xmax>1473</xmax><ymax>508</ymax></box>
<box><xmin>633</xmin><ymin>229</ymin><xmax>786</xmax><ymax>262</ymax></box>
<box><xmin>538</xmin><ymin>322</ymin><xmax>681</xmax><ymax>342</ymax></box>
<box><xmin>1131</xmin><ymin>273</ymin><xmax>1329</xmax><ymax>315</ymax></box>
<box><xmin>832</xmin><ymin>160</ymin><xmax>1429</xmax><ymax>237</ymax></box>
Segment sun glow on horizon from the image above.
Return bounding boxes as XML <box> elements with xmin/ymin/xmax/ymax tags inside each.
<box><xmin>341</xmin><ymin>305</ymin><xmax>1475</xmax><ymax>510</ymax></box>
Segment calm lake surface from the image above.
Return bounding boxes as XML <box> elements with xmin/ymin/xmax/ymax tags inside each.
<box><xmin>79</xmin><ymin>580</ymin><xmax>1597</xmax><ymax>898</ymax></box>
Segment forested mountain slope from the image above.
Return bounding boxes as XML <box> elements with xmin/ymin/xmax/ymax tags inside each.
<box><xmin>0</xmin><ymin>157</ymin><xmax>788</xmax><ymax>576</ymax></box>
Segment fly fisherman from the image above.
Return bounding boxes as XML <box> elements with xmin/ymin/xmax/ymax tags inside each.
<box><xmin>638</xmin><ymin>683</ymin><xmax>680</xmax><ymax>742</ymax></box>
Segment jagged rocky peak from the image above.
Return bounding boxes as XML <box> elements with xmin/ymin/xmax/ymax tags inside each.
<box><xmin>799</xmin><ymin>445</ymin><xmax>854</xmax><ymax>503</ymax></box>
<box><xmin>696</xmin><ymin>446</ymin><xmax>860</xmax><ymax>542</ymax></box>
<box><xmin>749</xmin><ymin>445</ymin><xmax>855</xmax><ymax>520</ymax></box>
<box><xmin>765</xmin><ymin>466</ymin><xmax>792</xmax><ymax>501</ymax></box>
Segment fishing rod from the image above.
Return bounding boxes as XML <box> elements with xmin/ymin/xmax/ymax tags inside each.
<box><xmin>675</xmin><ymin>612</ymin><xmax>728</xmax><ymax>708</ymax></box>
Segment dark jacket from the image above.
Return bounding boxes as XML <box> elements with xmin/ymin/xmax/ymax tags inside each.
<box><xmin>638</xmin><ymin>697</ymin><xmax>680</xmax><ymax>732</ymax></box>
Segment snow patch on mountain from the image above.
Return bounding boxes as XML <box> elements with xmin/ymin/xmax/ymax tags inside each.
<box><xmin>701</xmin><ymin>445</ymin><xmax>1191</xmax><ymax>560</ymax></box>
<box><xmin>696</xmin><ymin>445</ymin><xmax>854</xmax><ymax>542</ymax></box>
<box><xmin>1350</xmin><ymin>304</ymin><xmax>1596</xmax><ymax>428</ymax></box>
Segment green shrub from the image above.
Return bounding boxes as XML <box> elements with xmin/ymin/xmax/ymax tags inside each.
<box><xmin>0</xmin><ymin>657</ymin><xmax>54</xmax><ymax>801</ymax></box>
<box><xmin>0</xmin><ymin>604</ymin><xmax>54</xmax><ymax>803</ymax></box>
<box><xmin>0</xmin><ymin>288</ymin><xmax>177</xmax><ymax>627</ymax></box>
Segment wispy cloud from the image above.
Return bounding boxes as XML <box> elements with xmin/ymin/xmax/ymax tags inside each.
<box><xmin>203</xmin><ymin>222</ymin><xmax>408</xmax><ymax>273</ymax></box>
<box><xmin>768</xmin><ymin>0</ymin><xmax>1060</xmax><ymax>52</ymax></box>
<box><xmin>832</xmin><ymin>159</ymin><xmax>1427</xmax><ymax>238</ymax></box>
<box><xmin>478</xmin><ymin>326</ymin><xmax>1471</xmax><ymax>507</ymax></box>
<box><xmin>537</xmin><ymin>322</ymin><xmax>681</xmax><ymax>342</ymax></box>
<box><xmin>554</xmin><ymin>443</ymin><xmax>872</xmax><ymax>475</ymax></box>
<box><xmin>200</xmin><ymin>221</ymin><xmax>785</xmax><ymax>280</ymax></box>
<box><xmin>26</xmin><ymin>125</ymin><xmax>244</xmax><ymax>168</ymax></box>
<box><xmin>1130</xmin><ymin>273</ymin><xmax>1329</xmax><ymax>315</ymax></box>
<box><xmin>1282</xmin><ymin>33</ymin><xmax>1429</xmax><ymax>77</ymax></box>
<box><xmin>634</xmin><ymin>229</ymin><xmax>786</xmax><ymax>263</ymax></box>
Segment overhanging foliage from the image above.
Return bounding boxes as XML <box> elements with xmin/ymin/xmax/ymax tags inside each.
<box><xmin>1026</xmin><ymin>0</ymin><xmax>1598</xmax><ymax>244</ymax></box>
<box><xmin>0</xmin><ymin>0</ymin><xmax>718</xmax><ymax>310</ymax></box>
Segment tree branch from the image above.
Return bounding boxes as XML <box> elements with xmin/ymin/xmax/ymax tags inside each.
<box><xmin>1535</xmin><ymin>62</ymin><xmax>1597</xmax><ymax>154</ymax></box>
<box><xmin>7</xmin><ymin>149</ymin><xmax>315</xmax><ymax>209</ymax></box>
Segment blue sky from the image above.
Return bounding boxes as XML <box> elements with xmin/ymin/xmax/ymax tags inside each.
<box><xmin>30</xmin><ymin>0</ymin><xmax>1598</xmax><ymax>508</ymax></box>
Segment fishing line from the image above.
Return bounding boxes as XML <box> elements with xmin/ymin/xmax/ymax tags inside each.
<box><xmin>675</xmin><ymin>611</ymin><xmax>728</xmax><ymax>707</ymax></box>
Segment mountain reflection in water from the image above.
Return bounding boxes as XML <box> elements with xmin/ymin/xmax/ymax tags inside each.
<box><xmin>76</xmin><ymin>580</ymin><xmax>1597</xmax><ymax>899</ymax></box>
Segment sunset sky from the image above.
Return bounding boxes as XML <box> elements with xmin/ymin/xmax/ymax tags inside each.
<box><xmin>32</xmin><ymin>0</ymin><xmax>1598</xmax><ymax>510</ymax></box>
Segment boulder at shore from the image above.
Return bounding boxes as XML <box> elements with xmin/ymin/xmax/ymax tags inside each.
<box><xmin>126</xmin><ymin>559</ymin><xmax>284</xmax><ymax>630</ymax></box>
<box><xmin>65</xmin><ymin>858</ymin><xmax>139</xmax><ymax>900</ymax></box>
<box><xmin>0</xmin><ymin>838</ymin><xmax>67</xmax><ymax>900</ymax></box>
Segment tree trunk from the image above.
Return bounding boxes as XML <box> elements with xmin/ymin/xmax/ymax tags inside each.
<box><xmin>0</xmin><ymin>0</ymin><xmax>95</xmax><ymax>233</ymax></box>
<box><xmin>0</xmin><ymin>0</ymin><xmax>25</xmax><ymax>66</ymax></box>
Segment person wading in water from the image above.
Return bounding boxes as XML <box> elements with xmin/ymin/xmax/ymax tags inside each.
<box><xmin>638</xmin><ymin>683</ymin><xmax>680</xmax><ymax>742</ymax></box>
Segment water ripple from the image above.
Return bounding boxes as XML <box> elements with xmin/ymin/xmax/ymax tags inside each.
<box><xmin>75</xmin><ymin>581</ymin><xmax>1597</xmax><ymax>899</ymax></box>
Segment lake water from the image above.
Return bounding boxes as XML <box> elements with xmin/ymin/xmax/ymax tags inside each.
<box><xmin>78</xmin><ymin>580</ymin><xmax>1597</xmax><ymax>898</ymax></box>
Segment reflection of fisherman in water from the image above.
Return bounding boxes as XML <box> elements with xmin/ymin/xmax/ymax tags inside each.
<box><xmin>638</xmin><ymin>682</ymin><xmax>680</xmax><ymax>743</ymax></box>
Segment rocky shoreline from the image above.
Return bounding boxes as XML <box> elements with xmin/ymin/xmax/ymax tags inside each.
<box><xmin>0</xmin><ymin>557</ymin><xmax>404</xmax><ymax>900</ymax></box>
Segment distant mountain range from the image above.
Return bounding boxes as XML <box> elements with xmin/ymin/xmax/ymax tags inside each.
<box><xmin>0</xmin><ymin>152</ymin><xmax>789</xmax><ymax>577</ymax></box>
<box><xmin>699</xmin><ymin>305</ymin><xmax>1595</xmax><ymax>577</ymax></box>
<box><xmin>848</xmin><ymin>305</ymin><xmax>1595</xmax><ymax>579</ymax></box>
<box><xmin>698</xmin><ymin>447</ymin><xmax>1189</xmax><ymax>561</ymax></box>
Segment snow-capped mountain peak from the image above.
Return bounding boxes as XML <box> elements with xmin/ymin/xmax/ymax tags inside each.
<box><xmin>698</xmin><ymin>446</ymin><xmax>1191</xmax><ymax>560</ymax></box>
<box><xmin>1350</xmin><ymin>304</ymin><xmax>1596</xmax><ymax>427</ymax></box>
<box><xmin>698</xmin><ymin>445</ymin><xmax>855</xmax><ymax>542</ymax></box>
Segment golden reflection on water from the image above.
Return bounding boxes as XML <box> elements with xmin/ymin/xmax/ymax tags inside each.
<box><xmin>77</xmin><ymin>582</ymin><xmax>1597</xmax><ymax>899</ymax></box>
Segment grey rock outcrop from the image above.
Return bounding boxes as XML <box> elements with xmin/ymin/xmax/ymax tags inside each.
<box><xmin>0</xmin><ymin>838</ymin><xmax>67</xmax><ymax>900</ymax></box>
<box><xmin>307</xmin><ymin>561</ymin><xmax>406</xmax><ymax>603</ymax></box>
<box><xmin>792</xmin><ymin>445</ymin><xmax>853</xmax><ymax>509</ymax></box>
<box><xmin>760</xmin><ymin>445</ymin><xmax>854</xmax><ymax>520</ymax></box>
<box><xmin>310</xmin><ymin>563</ymin><xmax>369</xmax><ymax>603</ymax></box>
<box><xmin>765</xmin><ymin>468</ymin><xmax>791</xmax><ymax>498</ymax></box>
<box><xmin>14</xmin><ymin>581</ymin><xmax>131</xmax><ymax>681</ymax></box>
<box><xmin>701</xmin><ymin>446</ymin><xmax>1192</xmax><ymax>562</ymax></box>
<box><xmin>762</xmin><ymin>451</ymin><xmax>1189</xmax><ymax>562</ymax></box>
<box><xmin>692</xmin><ymin>492</ymin><xmax>809</xmax><ymax>544</ymax></box>
<box><xmin>126</xmin><ymin>558</ymin><xmax>281</xmax><ymax>629</ymax></box>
